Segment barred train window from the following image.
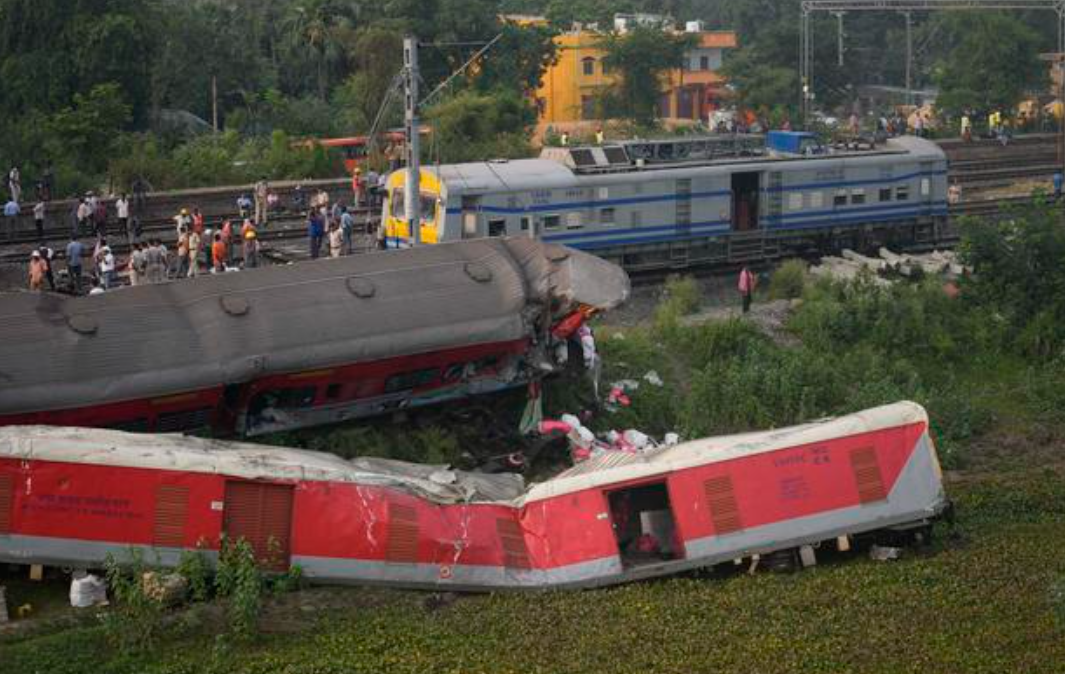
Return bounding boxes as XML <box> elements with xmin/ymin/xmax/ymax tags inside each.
<box><xmin>809</xmin><ymin>192</ymin><xmax>824</xmax><ymax>209</ymax></box>
<box><xmin>896</xmin><ymin>185</ymin><xmax>910</xmax><ymax>201</ymax></box>
<box><xmin>850</xmin><ymin>189</ymin><xmax>866</xmax><ymax>205</ymax></box>
<box><xmin>566</xmin><ymin>212</ymin><xmax>583</xmax><ymax>229</ymax></box>
<box><xmin>599</xmin><ymin>208</ymin><xmax>616</xmax><ymax>226</ymax></box>
<box><xmin>833</xmin><ymin>190</ymin><xmax>847</xmax><ymax>207</ymax></box>
<box><xmin>543</xmin><ymin>214</ymin><xmax>561</xmax><ymax>230</ymax></box>
<box><xmin>787</xmin><ymin>193</ymin><xmax>803</xmax><ymax>211</ymax></box>
<box><xmin>879</xmin><ymin>188</ymin><xmax>892</xmax><ymax>202</ymax></box>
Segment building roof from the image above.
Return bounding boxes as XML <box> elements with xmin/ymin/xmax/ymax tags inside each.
<box><xmin>696</xmin><ymin>31</ymin><xmax>738</xmax><ymax>49</ymax></box>
<box><xmin>0</xmin><ymin>238</ymin><xmax>629</xmax><ymax>414</ymax></box>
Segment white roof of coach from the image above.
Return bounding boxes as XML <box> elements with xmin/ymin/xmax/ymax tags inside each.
<box><xmin>0</xmin><ymin>402</ymin><xmax>930</xmax><ymax>506</ymax></box>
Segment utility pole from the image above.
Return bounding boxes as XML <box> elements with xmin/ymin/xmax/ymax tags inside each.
<box><xmin>404</xmin><ymin>36</ymin><xmax>421</xmax><ymax>246</ymax></box>
<box><xmin>212</xmin><ymin>76</ymin><xmax>219</xmax><ymax>133</ymax></box>
<box><xmin>903</xmin><ymin>11</ymin><xmax>913</xmax><ymax>106</ymax></box>
<box><xmin>833</xmin><ymin>12</ymin><xmax>846</xmax><ymax>67</ymax></box>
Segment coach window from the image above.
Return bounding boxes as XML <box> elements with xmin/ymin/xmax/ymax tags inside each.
<box><xmin>879</xmin><ymin>187</ymin><xmax>892</xmax><ymax>202</ymax></box>
<box><xmin>385</xmin><ymin>368</ymin><xmax>439</xmax><ymax>394</ymax></box>
<box><xmin>896</xmin><ymin>185</ymin><xmax>910</xmax><ymax>201</ymax></box>
<box><xmin>920</xmin><ymin>178</ymin><xmax>931</xmax><ymax>197</ymax></box>
<box><xmin>543</xmin><ymin>214</ymin><xmax>561</xmax><ymax>230</ymax></box>
<box><xmin>566</xmin><ymin>212</ymin><xmax>583</xmax><ymax>229</ymax></box>
<box><xmin>809</xmin><ymin>192</ymin><xmax>824</xmax><ymax>209</ymax></box>
<box><xmin>488</xmin><ymin>219</ymin><xmax>506</xmax><ymax>237</ymax></box>
<box><xmin>520</xmin><ymin>216</ymin><xmax>532</xmax><ymax>233</ymax></box>
<box><xmin>850</xmin><ymin>188</ymin><xmax>866</xmax><ymax>205</ymax></box>
<box><xmin>833</xmin><ymin>189</ymin><xmax>847</xmax><ymax>207</ymax></box>
<box><xmin>787</xmin><ymin>192</ymin><xmax>803</xmax><ymax>211</ymax></box>
<box><xmin>630</xmin><ymin>211</ymin><xmax>642</xmax><ymax>227</ymax></box>
<box><xmin>600</xmin><ymin>207</ymin><xmax>616</xmax><ymax>226</ymax></box>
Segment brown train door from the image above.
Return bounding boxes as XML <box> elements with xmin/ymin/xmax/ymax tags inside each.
<box><xmin>223</xmin><ymin>481</ymin><xmax>294</xmax><ymax>571</ymax></box>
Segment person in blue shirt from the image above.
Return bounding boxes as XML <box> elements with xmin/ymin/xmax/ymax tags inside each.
<box><xmin>340</xmin><ymin>207</ymin><xmax>354</xmax><ymax>255</ymax></box>
<box><xmin>3</xmin><ymin>198</ymin><xmax>19</xmax><ymax>240</ymax></box>
<box><xmin>65</xmin><ymin>238</ymin><xmax>84</xmax><ymax>294</ymax></box>
<box><xmin>307</xmin><ymin>211</ymin><xmax>324</xmax><ymax>259</ymax></box>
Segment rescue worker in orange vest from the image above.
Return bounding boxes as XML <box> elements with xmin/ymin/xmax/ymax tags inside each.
<box><xmin>28</xmin><ymin>250</ymin><xmax>46</xmax><ymax>291</ymax></box>
<box><xmin>738</xmin><ymin>266</ymin><xmax>757</xmax><ymax>314</ymax></box>
<box><xmin>211</xmin><ymin>232</ymin><xmax>226</xmax><ymax>273</ymax></box>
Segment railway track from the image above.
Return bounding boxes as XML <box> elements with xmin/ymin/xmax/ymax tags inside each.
<box><xmin>0</xmin><ymin>208</ymin><xmax>380</xmax><ymax>265</ymax></box>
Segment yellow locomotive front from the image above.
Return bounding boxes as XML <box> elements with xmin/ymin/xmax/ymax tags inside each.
<box><xmin>382</xmin><ymin>169</ymin><xmax>445</xmax><ymax>247</ymax></box>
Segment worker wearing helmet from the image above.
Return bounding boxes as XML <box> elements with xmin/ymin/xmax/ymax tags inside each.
<box><xmin>242</xmin><ymin>226</ymin><xmax>260</xmax><ymax>269</ymax></box>
<box><xmin>174</xmin><ymin>208</ymin><xmax>192</xmax><ymax>237</ymax></box>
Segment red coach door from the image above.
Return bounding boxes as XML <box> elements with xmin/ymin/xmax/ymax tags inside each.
<box><xmin>0</xmin><ymin>473</ymin><xmax>12</xmax><ymax>535</ymax></box>
<box><xmin>223</xmin><ymin>481</ymin><xmax>294</xmax><ymax>571</ymax></box>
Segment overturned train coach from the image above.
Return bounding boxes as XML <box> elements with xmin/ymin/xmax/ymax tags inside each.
<box><xmin>0</xmin><ymin>402</ymin><xmax>948</xmax><ymax>590</ymax></box>
<box><xmin>0</xmin><ymin>238</ymin><xmax>629</xmax><ymax>437</ymax></box>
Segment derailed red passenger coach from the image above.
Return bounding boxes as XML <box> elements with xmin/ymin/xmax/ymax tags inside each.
<box><xmin>0</xmin><ymin>402</ymin><xmax>949</xmax><ymax>590</ymax></box>
<box><xmin>0</xmin><ymin>238</ymin><xmax>629</xmax><ymax>437</ymax></box>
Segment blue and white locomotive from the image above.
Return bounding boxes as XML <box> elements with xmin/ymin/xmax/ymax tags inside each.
<box><xmin>382</xmin><ymin>131</ymin><xmax>949</xmax><ymax>269</ymax></box>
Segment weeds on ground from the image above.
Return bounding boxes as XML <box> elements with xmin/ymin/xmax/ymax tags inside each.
<box><xmin>767</xmin><ymin>258</ymin><xmax>807</xmax><ymax>299</ymax></box>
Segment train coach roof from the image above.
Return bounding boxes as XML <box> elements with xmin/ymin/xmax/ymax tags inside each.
<box><xmin>0</xmin><ymin>238</ymin><xmax>629</xmax><ymax>414</ymax></box>
<box><xmin>0</xmin><ymin>426</ymin><xmax>527</xmax><ymax>503</ymax></box>
<box><xmin>429</xmin><ymin>159</ymin><xmax>579</xmax><ymax>193</ymax></box>
<box><xmin>0</xmin><ymin>402</ymin><xmax>930</xmax><ymax>506</ymax></box>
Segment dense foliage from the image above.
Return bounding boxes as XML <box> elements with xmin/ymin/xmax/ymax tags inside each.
<box><xmin>2</xmin><ymin>0</ymin><xmax>1056</xmax><ymax>195</ymax></box>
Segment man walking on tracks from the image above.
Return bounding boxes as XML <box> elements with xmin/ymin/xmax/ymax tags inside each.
<box><xmin>3</xmin><ymin>196</ymin><xmax>19</xmax><ymax>240</ymax></box>
<box><xmin>738</xmin><ymin>266</ymin><xmax>757</xmax><ymax>314</ymax></box>
<box><xmin>65</xmin><ymin>237</ymin><xmax>84</xmax><ymax>294</ymax></box>
<box><xmin>254</xmin><ymin>177</ymin><xmax>269</xmax><ymax>226</ymax></box>
<box><xmin>116</xmin><ymin>194</ymin><xmax>130</xmax><ymax>242</ymax></box>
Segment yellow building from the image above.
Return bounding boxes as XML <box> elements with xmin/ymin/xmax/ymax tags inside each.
<box><xmin>532</xmin><ymin>20</ymin><xmax>737</xmax><ymax>126</ymax></box>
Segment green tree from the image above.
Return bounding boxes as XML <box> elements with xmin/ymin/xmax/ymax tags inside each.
<box><xmin>474</xmin><ymin>24</ymin><xmax>559</xmax><ymax>95</ymax></box>
<box><xmin>47</xmin><ymin>83</ymin><xmax>133</xmax><ymax>173</ymax></box>
<box><xmin>425</xmin><ymin>89</ymin><xmax>535</xmax><ymax>162</ymax></box>
<box><xmin>282</xmin><ymin>0</ymin><xmax>357</xmax><ymax>100</ymax></box>
<box><xmin>933</xmin><ymin>13</ymin><xmax>1047</xmax><ymax>115</ymax></box>
<box><xmin>598</xmin><ymin>25</ymin><xmax>695</xmax><ymax>126</ymax></box>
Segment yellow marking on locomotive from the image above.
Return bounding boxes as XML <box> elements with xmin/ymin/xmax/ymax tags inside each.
<box><xmin>384</xmin><ymin>169</ymin><xmax>443</xmax><ymax>245</ymax></box>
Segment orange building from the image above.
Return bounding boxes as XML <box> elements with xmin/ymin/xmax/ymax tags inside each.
<box><xmin>531</xmin><ymin>18</ymin><xmax>737</xmax><ymax>126</ymax></box>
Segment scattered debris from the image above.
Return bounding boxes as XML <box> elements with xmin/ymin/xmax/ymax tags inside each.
<box><xmin>539</xmin><ymin>414</ymin><xmax>680</xmax><ymax>465</ymax></box>
<box><xmin>869</xmin><ymin>544</ymin><xmax>903</xmax><ymax>561</ymax></box>
<box><xmin>142</xmin><ymin>571</ymin><xmax>189</xmax><ymax>605</ymax></box>
<box><xmin>811</xmin><ymin>248</ymin><xmax>971</xmax><ymax>285</ymax></box>
<box><xmin>69</xmin><ymin>571</ymin><xmax>108</xmax><ymax>608</ymax></box>
<box><xmin>643</xmin><ymin>370</ymin><xmax>663</xmax><ymax>387</ymax></box>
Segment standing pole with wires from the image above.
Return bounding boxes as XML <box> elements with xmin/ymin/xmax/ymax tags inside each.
<box><xmin>404</xmin><ymin>36</ymin><xmax>421</xmax><ymax>246</ymax></box>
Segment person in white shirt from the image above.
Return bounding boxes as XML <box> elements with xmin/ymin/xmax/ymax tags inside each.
<box><xmin>99</xmin><ymin>246</ymin><xmax>116</xmax><ymax>289</ymax></box>
<box><xmin>33</xmin><ymin>200</ymin><xmax>46</xmax><ymax>243</ymax></box>
<box><xmin>116</xmin><ymin>194</ymin><xmax>131</xmax><ymax>243</ymax></box>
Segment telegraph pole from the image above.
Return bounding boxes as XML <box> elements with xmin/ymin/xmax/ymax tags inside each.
<box><xmin>404</xmin><ymin>36</ymin><xmax>421</xmax><ymax>246</ymax></box>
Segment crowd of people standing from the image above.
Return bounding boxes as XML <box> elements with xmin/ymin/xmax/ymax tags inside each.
<box><xmin>10</xmin><ymin>168</ymin><xmax>383</xmax><ymax>295</ymax></box>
